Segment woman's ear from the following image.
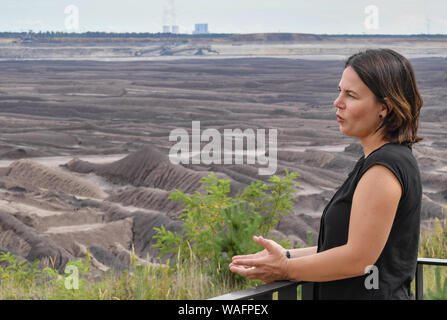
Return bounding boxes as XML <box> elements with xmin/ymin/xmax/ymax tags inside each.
<box><xmin>381</xmin><ymin>97</ymin><xmax>391</xmax><ymax>117</ymax></box>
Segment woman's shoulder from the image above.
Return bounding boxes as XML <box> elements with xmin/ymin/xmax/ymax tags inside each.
<box><xmin>365</xmin><ymin>142</ymin><xmax>415</xmax><ymax>166</ymax></box>
<box><xmin>360</xmin><ymin>142</ymin><xmax>420</xmax><ymax>190</ymax></box>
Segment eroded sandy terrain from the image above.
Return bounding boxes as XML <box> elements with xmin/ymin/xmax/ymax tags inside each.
<box><xmin>0</xmin><ymin>36</ymin><xmax>446</xmax><ymax>274</ymax></box>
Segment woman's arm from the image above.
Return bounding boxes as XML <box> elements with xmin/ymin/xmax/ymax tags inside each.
<box><xmin>287</xmin><ymin>164</ymin><xmax>402</xmax><ymax>282</ymax></box>
<box><xmin>230</xmin><ymin>164</ymin><xmax>402</xmax><ymax>283</ymax></box>
<box><xmin>289</xmin><ymin>246</ymin><xmax>317</xmax><ymax>258</ymax></box>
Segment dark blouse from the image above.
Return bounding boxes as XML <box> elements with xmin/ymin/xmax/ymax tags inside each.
<box><xmin>314</xmin><ymin>142</ymin><xmax>422</xmax><ymax>300</ymax></box>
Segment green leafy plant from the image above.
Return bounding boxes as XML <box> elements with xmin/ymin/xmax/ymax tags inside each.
<box><xmin>153</xmin><ymin>170</ymin><xmax>299</xmax><ymax>282</ymax></box>
<box><xmin>0</xmin><ymin>252</ymin><xmax>55</xmax><ymax>291</ymax></box>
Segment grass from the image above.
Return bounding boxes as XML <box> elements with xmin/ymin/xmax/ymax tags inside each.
<box><xmin>416</xmin><ymin>208</ymin><xmax>447</xmax><ymax>300</ymax></box>
<box><xmin>0</xmin><ymin>246</ymin><xmax>254</xmax><ymax>300</ymax></box>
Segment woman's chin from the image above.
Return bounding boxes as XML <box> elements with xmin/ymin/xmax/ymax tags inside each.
<box><xmin>339</xmin><ymin>125</ymin><xmax>354</xmax><ymax>137</ymax></box>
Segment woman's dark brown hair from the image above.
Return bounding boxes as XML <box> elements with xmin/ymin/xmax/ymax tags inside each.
<box><xmin>345</xmin><ymin>48</ymin><xmax>423</xmax><ymax>147</ymax></box>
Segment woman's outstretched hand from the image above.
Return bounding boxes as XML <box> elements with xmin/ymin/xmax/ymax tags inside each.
<box><xmin>229</xmin><ymin>236</ymin><xmax>290</xmax><ymax>283</ymax></box>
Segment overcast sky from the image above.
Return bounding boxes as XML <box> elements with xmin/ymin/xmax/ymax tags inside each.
<box><xmin>1</xmin><ymin>0</ymin><xmax>446</xmax><ymax>34</ymax></box>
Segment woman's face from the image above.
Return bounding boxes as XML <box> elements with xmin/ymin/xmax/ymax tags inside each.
<box><xmin>333</xmin><ymin>66</ymin><xmax>386</xmax><ymax>139</ymax></box>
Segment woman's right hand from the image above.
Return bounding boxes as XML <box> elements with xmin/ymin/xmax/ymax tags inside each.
<box><xmin>230</xmin><ymin>237</ymin><xmax>286</xmax><ymax>266</ymax></box>
<box><xmin>231</xmin><ymin>248</ymin><xmax>269</xmax><ymax>262</ymax></box>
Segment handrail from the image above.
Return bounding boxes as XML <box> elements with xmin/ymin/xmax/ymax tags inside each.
<box><xmin>210</xmin><ymin>257</ymin><xmax>447</xmax><ymax>300</ymax></box>
<box><xmin>209</xmin><ymin>281</ymin><xmax>312</xmax><ymax>300</ymax></box>
<box><xmin>209</xmin><ymin>280</ymin><xmax>314</xmax><ymax>300</ymax></box>
<box><xmin>416</xmin><ymin>257</ymin><xmax>447</xmax><ymax>266</ymax></box>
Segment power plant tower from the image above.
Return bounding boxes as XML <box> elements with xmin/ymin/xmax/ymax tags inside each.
<box><xmin>163</xmin><ymin>0</ymin><xmax>179</xmax><ymax>33</ymax></box>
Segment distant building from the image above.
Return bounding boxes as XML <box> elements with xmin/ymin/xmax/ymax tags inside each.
<box><xmin>193</xmin><ymin>23</ymin><xmax>209</xmax><ymax>34</ymax></box>
<box><xmin>162</xmin><ymin>25</ymin><xmax>179</xmax><ymax>34</ymax></box>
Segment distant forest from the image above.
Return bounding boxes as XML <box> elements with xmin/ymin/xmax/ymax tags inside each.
<box><xmin>1</xmin><ymin>31</ymin><xmax>446</xmax><ymax>40</ymax></box>
<box><xmin>0</xmin><ymin>31</ymin><xmax>231</xmax><ymax>39</ymax></box>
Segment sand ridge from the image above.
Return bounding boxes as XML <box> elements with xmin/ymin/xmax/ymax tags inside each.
<box><xmin>6</xmin><ymin>159</ymin><xmax>108</xmax><ymax>199</ymax></box>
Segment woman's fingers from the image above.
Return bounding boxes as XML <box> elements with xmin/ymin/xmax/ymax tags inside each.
<box><xmin>231</xmin><ymin>236</ymin><xmax>278</xmax><ymax>262</ymax></box>
<box><xmin>229</xmin><ymin>236</ymin><xmax>287</xmax><ymax>283</ymax></box>
<box><xmin>230</xmin><ymin>237</ymin><xmax>279</xmax><ymax>266</ymax></box>
<box><xmin>231</xmin><ymin>253</ymin><xmax>257</xmax><ymax>260</ymax></box>
<box><xmin>229</xmin><ymin>236</ymin><xmax>285</xmax><ymax>282</ymax></box>
<box><xmin>231</xmin><ymin>256</ymin><xmax>263</xmax><ymax>267</ymax></box>
<box><xmin>229</xmin><ymin>264</ymin><xmax>270</xmax><ymax>282</ymax></box>
<box><xmin>229</xmin><ymin>264</ymin><xmax>259</xmax><ymax>278</ymax></box>
<box><xmin>232</xmin><ymin>249</ymin><xmax>268</xmax><ymax>261</ymax></box>
<box><xmin>253</xmin><ymin>236</ymin><xmax>281</xmax><ymax>254</ymax></box>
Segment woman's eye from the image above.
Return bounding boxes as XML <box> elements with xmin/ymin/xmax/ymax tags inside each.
<box><xmin>337</xmin><ymin>90</ymin><xmax>356</xmax><ymax>99</ymax></box>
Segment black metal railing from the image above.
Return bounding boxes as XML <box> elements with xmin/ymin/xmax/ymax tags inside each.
<box><xmin>415</xmin><ymin>257</ymin><xmax>447</xmax><ymax>300</ymax></box>
<box><xmin>210</xmin><ymin>257</ymin><xmax>447</xmax><ymax>300</ymax></box>
<box><xmin>209</xmin><ymin>280</ymin><xmax>313</xmax><ymax>300</ymax></box>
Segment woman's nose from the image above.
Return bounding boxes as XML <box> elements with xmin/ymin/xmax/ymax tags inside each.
<box><xmin>333</xmin><ymin>95</ymin><xmax>344</xmax><ymax>109</ymax></box>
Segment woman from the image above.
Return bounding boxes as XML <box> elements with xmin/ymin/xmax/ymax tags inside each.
<box><xmin>229</xmin><ymin>48</ymin><xmax>423</xmax><ymax>300</ymax></box>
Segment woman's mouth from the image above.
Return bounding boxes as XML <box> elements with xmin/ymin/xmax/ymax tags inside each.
<box><xmin>337</xmin><ymin>114</ymin><xmax>344</xmax><ymax>122</ymax></box>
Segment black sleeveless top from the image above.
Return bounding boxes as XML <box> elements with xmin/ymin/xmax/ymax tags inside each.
<box><xmin>314</xmin><ymin>142</ymin><xmax>422</xmax><ymax>300</ymax></box>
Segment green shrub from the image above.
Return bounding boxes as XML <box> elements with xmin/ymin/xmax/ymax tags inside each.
<box><xmin>153</xmin><ymin>170</ymin><xmax>299</xmax><ymax>282</ymax></box>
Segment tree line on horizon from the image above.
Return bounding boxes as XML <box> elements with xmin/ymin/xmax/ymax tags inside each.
<box><xmin>0</xmin><ymin>31</ymin><xmax>446</xmax><ymax>40</ymax></box>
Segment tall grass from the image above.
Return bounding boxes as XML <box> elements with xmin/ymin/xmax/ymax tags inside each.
<box><xmin>417</xmin><ymin>208</ymin><xmax>447</xmax><ymax>299</ymax></box>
